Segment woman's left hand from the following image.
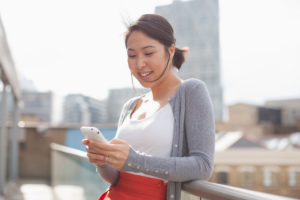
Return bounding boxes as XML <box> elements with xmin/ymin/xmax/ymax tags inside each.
<box><xmin>87</xmin><ymin>138</ymin><xmax>131</xmax><ymax>170</ymax></box>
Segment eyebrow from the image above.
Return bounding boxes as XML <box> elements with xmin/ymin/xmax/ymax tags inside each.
<box><xmin>127</xmin><ymin>45</ymin><xmax>156</xmax><ymax>51</ymax></box>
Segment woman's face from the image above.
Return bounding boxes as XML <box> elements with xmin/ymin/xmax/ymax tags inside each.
<box><xmin>126</xmin><ymin>30</ymin><xmax>173</xmax><ymax>88</ymax></box>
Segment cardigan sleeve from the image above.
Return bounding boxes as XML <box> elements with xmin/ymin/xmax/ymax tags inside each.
<box><xmin>96</xmin><ymin>164</ymin><xmax>119</xmax><ymax>185</ymax></box>
<box><xmin>120</xmin><ymin>81</ymin><xmax>215</xmax><ymax>182</ymax></box>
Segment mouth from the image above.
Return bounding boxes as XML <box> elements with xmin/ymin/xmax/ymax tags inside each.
<box><xmin>138</xmin><ymin>71</ymin><xmax>153</xmax><ymax>80</ymax></box>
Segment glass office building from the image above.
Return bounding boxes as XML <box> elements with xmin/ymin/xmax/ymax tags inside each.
<box><xmin>63</xmin><ymin>94</ymin><xmax>107</xmax><ymax>124</ymax></box>
<box><xmin>155</xmin><ymin>0</ymin><xmax>223</xmax><ymax>120</ymax></box>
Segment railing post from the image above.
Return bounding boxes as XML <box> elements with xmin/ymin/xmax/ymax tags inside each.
<box><xmin>9</xmin><ymin>97</ymin><xmax>20</xmax><ymax>179</ymax></box>
<box><xmin>0</xmin><ymin>84</ymin><xmax>8</xmax><ymax>194</ymax></box>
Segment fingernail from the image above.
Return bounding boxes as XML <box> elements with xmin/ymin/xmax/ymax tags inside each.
<box><xmin>99</xmin><ymin>155</ymin><xmax>104</xmax><ymax>160</ymax></box>
<box><xmin>87</xmin><ymin>153</ymin><xmax>89</xmax><ymax>157</ymax></box>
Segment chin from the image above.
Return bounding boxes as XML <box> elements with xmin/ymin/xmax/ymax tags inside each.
<box><xmin>139</xmin><ymin>81</ymin><xmax>153</xmax><ymax>88</ymax></box>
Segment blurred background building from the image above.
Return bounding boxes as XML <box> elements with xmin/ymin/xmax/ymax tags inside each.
<box><xmin>213</xmin><ymin>131</ymin><xmax>300</xmax><ymax>197</ymax></box>
<box><xmin>63</xmin><ymin>94</ymin><xmax>106</xmax><ymax>124</ymax></box>
<box><xmin>21</xmin><ymin>91</ymin><xmax>53</xmax><ymax>122</ymax></box>
<box><xmin>265</xmin><ymin>99</ymin><xmax>300</xmax><ymax>127</ymax></box>
<box><xmin>155</xmin><ymin>0</ymin><xmax>223</xmax><ymax>121</ymax></box>
<box><xmin>1</xmin><ymin>76</ymin><xmax>65</xmax><ymax>124</ymax></box>
<box><xmin>19</xmin><ymin>75</ymin><xmax>37</xmax><ymax>92</ymax></box>
<box><xmin>215</xmin><ymin>100</ymin><xmax>300</xmax><ymax>137</ymax></box>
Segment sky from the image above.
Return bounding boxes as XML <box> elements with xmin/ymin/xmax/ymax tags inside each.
<box><xmin>0</xmin><ymin>0</ymin><xmax>299</xmax><ymax>106</ymax></box>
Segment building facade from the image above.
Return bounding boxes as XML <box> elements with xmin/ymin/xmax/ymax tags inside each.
<box><xmin>215</xmin><ymin>103</ymin><xmax>299</xmax><ymax>136</ymax></box>
<box><xmin>211</xmin><ymin>131</ymin><xmax>300</xmax><ymax>198</ymax></box>
<box><xmin>265</xmin><ymin>98</ymin><xmax>300</xmax><ymax>127</ymax></box>
<box><xmin>19</xmin><ymin>75</ymin><xmax>37</xmax><ymax>92</ymax></box>
<box><xmin>63</xmin><ymin>94</ymin><xmax>106</xmax><ymax>124</ymax></box>
<box><xmin>155</xmin><ymin>0</ymin><xmax>223</xmax><ymax>120</ymax></box>
<box><xmin>21</xmin><ymin>91</ymin><xmax>53</xmax><ymax>122</ymax></box>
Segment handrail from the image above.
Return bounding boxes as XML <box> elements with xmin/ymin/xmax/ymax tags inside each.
<box><xmin>50</xmin><ymin>143</ymin><xmax>300</xmax><ymax>200</ymax></box>
<box><xmin>182</xmin><ymin>180</ymin><xmax>299</xmax><ymax>200</ymax></box>
<box><xmin>50</xmin><ymin>143</ymin><xmax>88</xmax><ymax>159</ymax></box>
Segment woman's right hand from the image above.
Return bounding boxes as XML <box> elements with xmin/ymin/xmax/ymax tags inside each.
<box><xmin>82</xmin><ymin>139</ymin><xmax>108</xmax><ymax>166</ymax></box>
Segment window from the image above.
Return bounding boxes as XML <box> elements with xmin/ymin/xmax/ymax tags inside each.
<box><xmin>263</xmin><ymin>166</ymin><xmax>280</xmax><ymax>187</ymax></box>
<box><xmin>288</xmin><ymin>167</ymin><xmax>300</xmax><ymax>187</ymax></box>
<box><xmin>217</xmin><ymin>172</ymin><xmax>228</xmax><ymax>184</ymax></box>
<box><xmin>215</xmin><ymin>166</ymin><xmax>230</xmax><ymax>185</ymax></box>
<box><xmin>238</xmin><ymin>166</ymin><xmax>256</xmax><ymax>187</ymax></box>
<box><xmin>240</xmin><ymin>172</ymin><xmax>255</xmax><ymax>187</ymax></box>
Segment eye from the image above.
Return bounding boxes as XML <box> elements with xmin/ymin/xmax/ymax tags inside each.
<box><xmin>145</xmin><ymin>52</ymin><xmax>154</xmax><ymax>56</ymax></box>
<box><xmin>128</xmin><ymin>55</ymin><xmax>136</xmax><ymax>58</ymax></box>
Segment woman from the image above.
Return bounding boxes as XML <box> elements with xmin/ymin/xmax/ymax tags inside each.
<box><xmin>82</xmin><ymin>14</ymin><xmax>215</xmax><ymax>200</ymax></box>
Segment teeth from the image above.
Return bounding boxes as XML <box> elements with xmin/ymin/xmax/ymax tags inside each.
<box><xmin>140</xmin><ymin>72</ymin><xmax>152</xmax><ymax>77</ymax></box>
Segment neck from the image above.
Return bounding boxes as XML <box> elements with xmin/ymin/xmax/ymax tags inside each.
<box><xmin>149</xmin><ymin>69</ymin><xmax>182</xmax><ymax>101</ymax></box>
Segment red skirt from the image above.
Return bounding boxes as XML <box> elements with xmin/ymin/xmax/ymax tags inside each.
<box><xmin>98</xmin><ymin>171</ymin><xmax>168</xmax><ymax>200</ymax></box>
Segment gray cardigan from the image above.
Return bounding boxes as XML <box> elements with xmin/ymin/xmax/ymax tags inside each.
<box><xmin>96</xmin><ymin>78</ymin><xmax>215</xmax><ymax>200</ymax></box>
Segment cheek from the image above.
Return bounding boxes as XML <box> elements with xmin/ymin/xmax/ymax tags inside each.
<box><xmin>148</xmin><ymin>55</ymin><xmax>164</xmax><ymax>71</ymax></box>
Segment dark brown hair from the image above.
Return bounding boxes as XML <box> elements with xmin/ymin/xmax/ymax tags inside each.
<box><xmin>124</xmin><ymin>14</ymin><xmax>189</xmax><ymax>71</ymax></box>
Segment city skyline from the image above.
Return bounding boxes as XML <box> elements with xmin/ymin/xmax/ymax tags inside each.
<box><xmin>0</xmin><ymin>0</ymin><xmax>299</xmax><ymax>107</ymax></box>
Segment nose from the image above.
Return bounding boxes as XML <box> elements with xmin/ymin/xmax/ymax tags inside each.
<box><xmin>136</xmin><ymin>56</ymin><xmax>146</xmax><ymax>69</ymax></box>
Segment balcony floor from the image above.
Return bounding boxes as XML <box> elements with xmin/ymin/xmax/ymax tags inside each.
<box><xmin>8</xmin><ymin>179</ymin><xmax>55</xmax><ymax>200</ymax></box>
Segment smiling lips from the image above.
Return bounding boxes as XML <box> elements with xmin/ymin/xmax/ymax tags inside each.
<box><xmin>138</xmin><ymin>71</ymin><xmax>153</xmax><ymax>80</ymax></box>
<box><xmin>139</xmin><ymin>71</ymin><xmax>153</xmax><ymax>77</ymax></box>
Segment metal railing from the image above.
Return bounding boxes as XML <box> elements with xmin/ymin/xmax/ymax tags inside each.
<box><xmin>182</xmin><ymin>179</ymin><xmax>299</xmax><ymax>200</ymax></box>
<box><xmin>50</xmin><ymin>143</ymin><xmax>299</xmax><ymax>200</ymax></box>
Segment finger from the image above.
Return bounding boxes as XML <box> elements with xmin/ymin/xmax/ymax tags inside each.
<box><xmin>87</xmin><ymin>152</ymin><xmax>106</xmax><ymax>161</ymax></box>
<box><xmin>90</xmin><ymin>148</ymin><xmax>112</xmax><ymax>157</ymax></box>
<box><xmin>87</xmin><ymin>142</ymin><xmax>117</xmax><ymax>157</ymax></box>
<box><xmin>85</xmin><ymin>146</ymin><xmax>98</xmax><ymax>154</ymax></box>
<box><xmin>110</xmin><ymin>138</ymin><xmax>126</xmax><ymax>145</ymax></box>
<box><xmin>87</xmin><ymin>143</ymin><xmax>102</xmax><ymax>154</ymax></box>
<box><xmin>89</xmin><ymin>159</ymin><xmax>108</xmax><ymax>166</ymax></box>
<box><xmin>82</xmin><ymin>139</ymin><xmax>89</xmax><ymax>145</ymax></box>
<box><xmin>89</xmin><ymin>140</ymin><xmax>119</xmax><ymax>151</ymax></box>
<box><xmin>87</xmin><ymin>144</ymin><xmax>108</xmax><ymax>155</ymax></box>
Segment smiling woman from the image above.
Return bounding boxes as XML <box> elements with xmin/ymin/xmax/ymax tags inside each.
<box><xmin>82</xmin><ymin>14</ymin><xmax>215</xmax><ymax>200</ymax></box>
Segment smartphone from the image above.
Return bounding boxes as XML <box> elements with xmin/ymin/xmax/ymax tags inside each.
<box><xmin>80</xmin><ymin>126</ymin><xmax>107</xmax><ymax>143</ymax></box>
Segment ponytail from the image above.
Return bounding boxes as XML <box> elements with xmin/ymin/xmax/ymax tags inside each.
<box><xmin>172</xmin><ymin>47</ymin><xmax>189</xmax><ymax>71</ymax></box>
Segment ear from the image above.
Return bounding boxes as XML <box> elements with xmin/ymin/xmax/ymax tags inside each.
<box><xmin>168</xmin><ymin>44</ymin><xmax>175</xmax><ymax>60</ymax></box>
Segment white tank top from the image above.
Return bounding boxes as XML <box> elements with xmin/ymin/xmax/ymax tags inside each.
<box><xmin>115</xmin><ymin>102</ymin><xmax>174</xmax><ymax>182</ymax></box>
